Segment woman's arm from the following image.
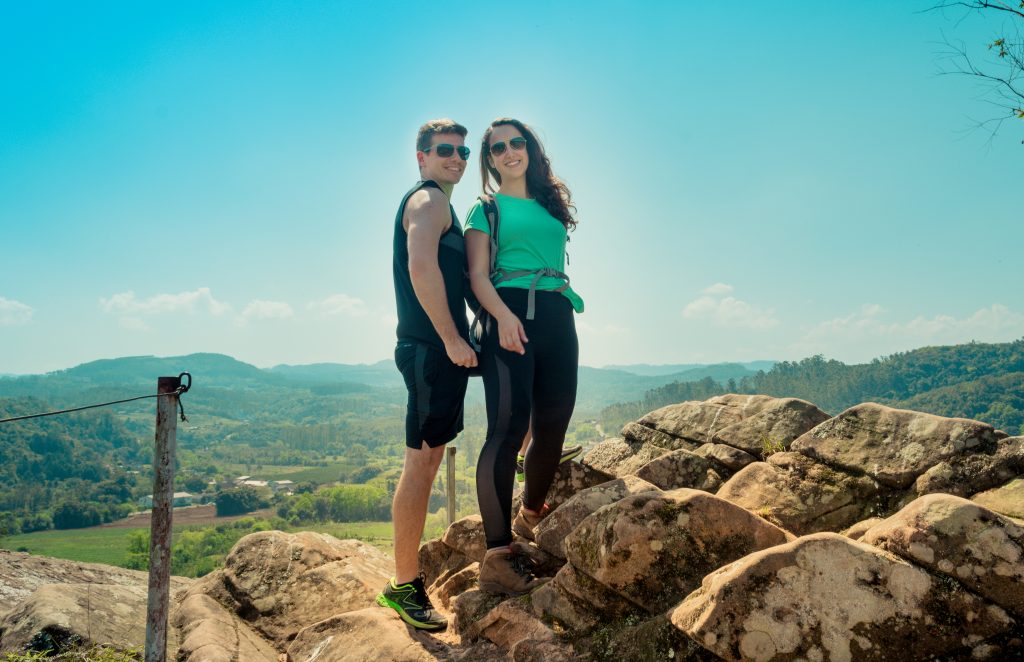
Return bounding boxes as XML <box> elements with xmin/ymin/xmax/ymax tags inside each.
<box><xmin>466</xmin><ymin>229</ymin><xmax>528</xmax><ymax>355</ymax></box>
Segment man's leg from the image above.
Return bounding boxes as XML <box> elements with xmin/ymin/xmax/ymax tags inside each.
<box><xmin>393</xmin><ymin>441</ymin><xmax>446</xmax><ymax>583</ymax></box>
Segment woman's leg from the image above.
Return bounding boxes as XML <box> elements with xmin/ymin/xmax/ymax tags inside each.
<box><xmin>522</xmin><ymin>295</ymin><xmax>578</xmax><ymax>513</ymax></box>
<box><xmin>476</xmin><ymin>312</ymin><xmax>535</xmax><ymax>549</ymax></box>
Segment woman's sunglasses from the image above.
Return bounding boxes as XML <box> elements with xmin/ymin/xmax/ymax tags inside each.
<box><xmin>489</xmin><ymin>137</ymin><xmax>527</xmax><ymax>156</ymax></box>
<box><xmin>423</xmin><ymin>144</ymin><xmax>471</xmax><ymax>160</ymax></box>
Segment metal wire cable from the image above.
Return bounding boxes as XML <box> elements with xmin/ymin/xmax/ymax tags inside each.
<box><xmin>0</xmin><ymin>372</ymin><xmax>191</xmax><ymax>424</ymax></box>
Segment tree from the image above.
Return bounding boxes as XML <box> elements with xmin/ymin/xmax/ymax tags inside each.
<box><xmin>932</xmin><ymin>1</ymin><xmax>1024</xmax><ymax>143</ymax></box>
<box><xmin>52</xmin><ymin>502</ymin><xmax>102</xmax><ymax>529</ymax></box>
<box><xmin>214</xmin><ymin>486</ymin><xmax>263</xmax><ymax>516</ymax></box>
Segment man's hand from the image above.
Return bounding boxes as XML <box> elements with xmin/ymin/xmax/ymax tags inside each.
<box><xmin>444</xmin><ymin>336</ymin><xmax>479</xmax><ymax>368</ymax></box>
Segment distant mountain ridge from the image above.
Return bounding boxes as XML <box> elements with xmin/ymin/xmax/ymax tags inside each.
<box><xmin>0</xmin><ymin>354</ymin><xmax>771</xmax><ymax>415</ymax></box>
<box><xmin>601</xmin><ymin>361</ymin><xmax>776</xmax><ymax>377</ymax></box>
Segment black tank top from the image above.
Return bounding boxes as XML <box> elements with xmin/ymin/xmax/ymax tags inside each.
<box><xmin>393</xmin><ymin>180</ymin><xmax>470</xmax><ymax>350</ymax></box>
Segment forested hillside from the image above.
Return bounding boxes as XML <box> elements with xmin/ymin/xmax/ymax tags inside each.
<box><xmin>602</xmin><ymin>340</ymin><xmax>1024</xmax><ymax>435</ymax></box>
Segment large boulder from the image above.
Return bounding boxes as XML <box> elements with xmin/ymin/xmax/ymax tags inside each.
<box><xmin>671</xmin><ymin>533</ymin><xmax>1015</xmax><ymax>662</ymax></box>
<box><xmin>634</xmin><ymin>448</ymin><xmax>723</xmax><ymax>491</ymax></box>
<box><xmin>581</xmin><ymin>437</ymin><xmax>668</xmax><ymax>479</ymax></box>
<box><xmin>715</xmin><ymin>452</ymin><xmax>886</xmax><ymax>535</ymax></box>
<box><xmin>418</xmin><ymin>538</ymin><xmax>472</xmax><ymax>589</ymax></box>
<box><xmin>973</xmin><ymin>477</ymin><xmax>1024</xmax><ymax>520</ymax></box>
<box><xmin>177</xmin><ymin>530</ymin><xmax>391</xmax><ymax>646</ymax></box>
<box><xmin>791</xmin><ymin>403</ymin><xmax>1003</xmax><ymax>489</ymax></box>
<box><xmin>522</xmin><ymin>460</ymin><xmax>614</xmax><ymax>511</ymax></box>
<box><xmin>172</xmin><ymin>593</ymin><xmax>279</xmax><ymax>662</ymax></box>
<box><xmin>441</xmin><ymin>515</ymin><xmax>486</xmax><ymax>562</ymax></box>
<box><xmin>287</xmin><ymin>608</ymin><xmax>450</xmax><ymax>661</ymax></box>
<box><xmin>862</xmin><ymin>493</ymin><xmax>1024</xmax><ymax>619</ymax></box>
<box><xmin>0</xmin><ymin>548</ymin><xmax>191</xmax><ymax>609</ymax></box>
<box><xmin>473</xmin><ymin>598</ymin><xmax>555</xmax><ymax>650</ymax></box>
<box><xmin>0</xmin><ymin>583</ymin><xmax>180</xmax><ymax>657</ymax></box>
<box><xmin>692</xmin><ymin>442</ymin><xmax>758</xmax><ymax>473</ymax></box>
<box><xmin>628</xmin><ymin>394</ymin><xmax>829</xmax><ymax>456</ymax></box>
<box><xmin>534</xmin><ymin>476</ymin><xmax>660</xmax><ymax>559</ymax></box>
<box><xmin>914</xmin><ymin>435</ymin><xmax>1024</xmax><ymax>497</ymax></box>
<box><xmin>529</xmin><ymin>563</ymin><xmax>641</xmax><ymax>634</ymax></box>
<box><xmin>564</xmin><ymin>489</ymin><xmax>790</xmax><ymax>612</ymax></box>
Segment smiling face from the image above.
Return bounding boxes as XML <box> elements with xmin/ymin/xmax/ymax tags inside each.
<box><xmin>418</xmin><ymin>133</ymin><xmax>467</xmax><ymax>186</ymax></box>
<box><xmin>486</xmin><ymin>124</ymin><xmax>529</xmax><ymax>183</ymax></box>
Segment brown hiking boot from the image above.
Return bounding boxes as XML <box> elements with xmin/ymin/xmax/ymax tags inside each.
<box><xmin>511</xmin><ymin>503</ymin><xmax>551</xmax><ymax>541</ymax></box>
<box><xmin>479</xmin><ymin>545</ymin><xmax>544</xmax><ymax>596</ymax></box>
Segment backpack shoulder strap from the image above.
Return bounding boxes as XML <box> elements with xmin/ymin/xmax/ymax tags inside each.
<box><xmin>478</xmin><ymin>194</ymin><xmax>500</xmax><ymax>277</ymax></box>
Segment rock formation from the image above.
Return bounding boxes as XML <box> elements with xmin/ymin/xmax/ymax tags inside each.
<box><xmin>1</xmin><ymin>394</ymin><xmax>1021</xmax><ymax>661</ymax></box>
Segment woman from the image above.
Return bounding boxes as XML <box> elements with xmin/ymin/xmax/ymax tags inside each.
<box><xmin>465</xmin><ymin>118</ymin><xmax>584</xmax><ymax>596</ymax></box>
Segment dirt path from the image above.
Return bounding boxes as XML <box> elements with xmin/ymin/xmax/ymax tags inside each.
<box><xmin>99</xmin><ymin>504</ymin><xmax>277</xmax><ymax>529</ymax></box>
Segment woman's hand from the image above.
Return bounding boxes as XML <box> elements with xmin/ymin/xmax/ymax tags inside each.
<box><xmin>497</xmin><ymin>313</ymin><xmax>529</xmax><ymax>355</ymax></box>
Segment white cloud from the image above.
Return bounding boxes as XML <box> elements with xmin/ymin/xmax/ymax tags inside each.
<box><xmin>0</xmin><ymin>297</ymin><xmax>33</xmax><ymax>326</ymax></box>
<box><xmin>796</xmin><ymin>303</ymin><xmax>1024</xmax><ymax>358</ymax></box>
<box><xmin>703</xmin><ymin>283</ymin><xmax>734</xmax><ymax>295</ymax></box>
<box><xmin>242</xmin><ymin>300</ymin><xmax>294</xmax><ymax>320</ymax></box>
<box><xmin>307</xmin><ymin>294</ymin><xmax>367</xmax><ymax>317</ymax></box>
<box><xmin>99</xmin><ymin>287</ymin><xmax>231</xmax><ymax>316</ymax></box>
<box><xmin>683</xmin><ymin>292</ymin><xmax>779</xmax><ymax>329</ymax></box>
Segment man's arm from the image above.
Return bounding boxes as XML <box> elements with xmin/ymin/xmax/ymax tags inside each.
<box><xmin>406</xmin><ymin>189</ymin><xmax>478</xmax><ymax>368</ymax></box>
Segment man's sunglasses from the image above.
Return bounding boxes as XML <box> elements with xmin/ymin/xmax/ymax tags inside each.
<box><xmin>423</xmin><ymin>143</ymin><xmax>471</xmax><ymax>160</ymax></box>
<box><xmin>489</xmin><ymin>137</ymin><xmax>527</xmax><ymax>156</ymax></box>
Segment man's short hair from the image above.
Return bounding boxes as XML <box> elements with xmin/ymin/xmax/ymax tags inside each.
<box><xmin>416</xmin><ymin>119</ymin><xmax>468</xmax><ymax>152</ymax></box>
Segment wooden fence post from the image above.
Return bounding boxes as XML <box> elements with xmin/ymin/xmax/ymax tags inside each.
<box><xmin>145</xmin><ymin>376</ymin><xmax>180</xmax><ymax>662</ymax></box>
<box><xmin>446</xmin><ymin>446</ymin><xmax>457</xmax><ymax>527</ymax></box>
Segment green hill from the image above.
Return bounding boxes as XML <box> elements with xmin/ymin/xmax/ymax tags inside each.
<box><xmin>604</xmin><ymin>339</ymin><xmax>1024</xmax><ymax>435</ymax></box>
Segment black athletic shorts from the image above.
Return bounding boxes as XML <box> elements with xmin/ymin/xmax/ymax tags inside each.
<box><xmin>395</xmin><ymin>341</ymin><xmax>469</xmax><ymax>449</ymax></box>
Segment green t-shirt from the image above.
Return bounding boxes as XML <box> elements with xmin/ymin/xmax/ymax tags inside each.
<box><xmin>465</xmin><ymin>193</ymin><xmax>584</xmax><ymax>313</ymax></box>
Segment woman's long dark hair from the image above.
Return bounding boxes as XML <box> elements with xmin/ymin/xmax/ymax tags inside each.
<box><xmin>480</xmin><ymin>118</ymin><xmax>577</xmax><ymax>230</ymax></box>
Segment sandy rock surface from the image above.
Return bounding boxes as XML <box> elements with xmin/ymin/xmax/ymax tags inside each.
<box><xmin>176</xmin><ymin>530</ymin><xmax>391</xmax><ymax>646</ymax></box>
<box><xmin>0</xmin><ymin>583</ymin><xmax>180</xmax><ymax>657</ymax></box>
<box><xmin>862</xmin><ymin>493</ymin><xmax>1024</xmax><ymax>618</ymax></box>
<box><xmin>791</xmin><ymin>402</ymin><xmax>1003</xmax><ymax>489</ymax></box>
<box><xmin>672</xmin><ymin>532</ymin><xmax>1014</xmax><ymax>662</ymax></box>
<box><xmin>565</xmin><ymin>488</ymin><xmax>789</xmax><ymax>611</ymax></box>
<box><xmin>533</xmin><ymin>475</ymin><xmax>660</xmax><ymax>558</ymax></box>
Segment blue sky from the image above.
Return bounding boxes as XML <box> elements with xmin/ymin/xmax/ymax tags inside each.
<box><xmin>2</xmin><ymin>1</ymin><xmax>1021</xmax><ymax>374</ymax></box>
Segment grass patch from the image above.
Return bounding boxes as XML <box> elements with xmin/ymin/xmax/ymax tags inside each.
<box><xmin>301</xmin><ymin>521</ymin><xmax>396</xmax><ymax>555</ymax></box>
<box><xmin>0</xmin><ymin>528</ymin><xmax>139</xmax><ymax>566</ymax></box>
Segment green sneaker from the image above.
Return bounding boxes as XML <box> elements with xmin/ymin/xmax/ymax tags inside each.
<box><xmin>375</xmin><ymin>575</ymin><xmax>447</xmax><ymax>630</ymax></box>
<box><xmin>516</xmin><ymin>444</ymin><xmax>585</xmax><ymax>483</ymax></box>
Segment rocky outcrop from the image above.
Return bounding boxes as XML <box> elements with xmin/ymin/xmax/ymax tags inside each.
<box><xmin>172</xmin><ymin>593</ymin><xmax>279</xmax><ymax>662</ymax></box>
<box><xmin>287</xmin><ymin>608</ymin><xmax>450</xmax><ymax>661</ymax></box>
<box><xmin>716</xmin><ymin>452</ymin><xmax>887</xmax><ymax>534</ymax></box>
<box><xmin>791</xmin><ymin>402</ymin><xmax>1004</xmax><ymax>489</ymax></box>
<box><xmin>671</xmin><ymin>533</ymin><xmax>1015</xmax><ymax>661</ymax></box>
<box><xmin>3</xmin><ymin>395</ymin><xmax>1021</xmax><ymax>661</ymax></box>
<box><xmin>973</xmin><ymin>476</ymin><xmax>1024</xmax><ymax>519</ymax></box>
<box><xmin>581</xmin><ymin>437</ymin><xmax>669</xmax><ymax>479</ymax></box>
<box><xmin>0</xmin><ymin>550</ymin><xmax>191</xmax><ymax>657</ymax></box>
<box><xmin>626</xmin><ymin>394</ymin><xmax>830</xmax><ymax>456</ymax></box>
<box><xmin>0</xmin><ymin>583</ymin><xmax>181</xmax><ymax>657</ymax></box>
<box><xmin>861</xmin><ymin>494</ymin><xmax>1024</xmax><ymax>619</ymax></box>
<box><xmin>174</xmin><ymin>530</ymin><xmax>392</xmax><ymax>653</ymax></box>
<box><xmin>0</xmin><ymin>548</ymin><xmax>191</xmax><ymax>610</ymax></box>
<box><xmin>634</xmin><ymin>448</ymin><xmax>723</xmax><ymax>491</ymax></box>
<box><xmin>533</xmin><ymin>475</ymin><xmax>660</xmax><ymax>559</ymax></box>
<box><xmin>565</xmin><ymin>489</ymin><xmax>790</xmax><ymax>612</ymax></box>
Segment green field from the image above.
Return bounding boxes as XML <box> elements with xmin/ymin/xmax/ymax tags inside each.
<box><xmin>0</xmin><ymin>527</ymin><xmax>140</xmax><ymax>566</ymax></box>
<box><xmin>0</xmin><ymin>519</ymin><xmax>402</xmax><ymax>569</ymax></box>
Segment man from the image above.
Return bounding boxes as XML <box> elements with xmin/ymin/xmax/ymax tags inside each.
<box><xmin>376</xmin><ymin>119</ymin><xmax>477</xmax><ymax>631</ymax></box>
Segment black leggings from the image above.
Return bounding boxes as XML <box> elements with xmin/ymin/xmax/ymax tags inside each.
<box><xmin>476</xmin><ymin>288</ymin><xmax>578</xmax><ymax>549</ymax></box>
